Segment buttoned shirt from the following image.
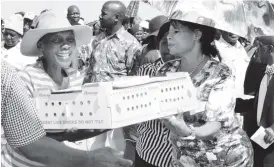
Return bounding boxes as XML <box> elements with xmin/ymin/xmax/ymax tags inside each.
<box><xmin>215</xmin><ymin>37</ymin><xmax>250</xmax><ymax>97</ymax></box>
<box><xmin>88</xmin><ymin>26</ymin><xmax>142</xmax><ymax>82</ymax></box>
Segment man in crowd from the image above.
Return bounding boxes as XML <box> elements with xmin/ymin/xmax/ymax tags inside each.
<box><xmin>139</xmin><ymin>15</ymin><xmax>168</xmax><ymax>66</ymax></box>
<box><xmin>1</xmin><ymin>60</ymin><xmax>132</xmax><ymax>167</ymax></box>
<box><xmin>67</xmin><ymin>5</ymin><xmax>81</xmax><ymax>26</ymax></box>
<box><xmin>215</xmin><ymin>31</ymin><xmax>250</xmax><ymax>127</ymax></box>
<box><xmin>236</xmin><ymin>36</ymin><xmax>274</xmax><ymax>167</ymax></box>
<box><xmin>85</xmin><ymin>0</ymin><xmax>142</xmax><ymax>82</ymax></box>
<box><xmin>82</xmin><ymin>0</ymin><xmax>142</xmax><ymax>160</ymax></box>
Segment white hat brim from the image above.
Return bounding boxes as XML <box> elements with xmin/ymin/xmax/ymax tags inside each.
<box><xmin>21</xmin><ymin>25</ymin><xmax>93</xmax><ymax>56</ymax></box>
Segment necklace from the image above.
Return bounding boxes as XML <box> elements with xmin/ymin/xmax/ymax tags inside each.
<box><xmin>189</xmin><ymin>55</ymin><xmax>205</xmax><ymax>76</ymax></box>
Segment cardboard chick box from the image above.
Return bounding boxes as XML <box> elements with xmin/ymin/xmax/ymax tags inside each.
<box><xmin>35</xmin><ymin>73</ymin><xmax>202</xmax><ymax>129</ymax></box>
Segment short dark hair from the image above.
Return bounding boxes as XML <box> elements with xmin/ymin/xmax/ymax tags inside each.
<box><xmin>171</xmin><ymin>20</ymin><xmax>220</xmax><ymax>59</ymax></box>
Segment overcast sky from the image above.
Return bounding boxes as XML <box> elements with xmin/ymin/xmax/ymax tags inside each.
<box><xmin>1</xmin><ymin>0</ymin><xmax>164</xmax><ymax>23</ymax></box>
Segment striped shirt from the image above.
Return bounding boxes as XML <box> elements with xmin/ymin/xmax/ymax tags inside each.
<box><xmin>137</xmin><ymin>58</ymin><xmax>164</xmax><ymax>76</ymax></box>
<box><xmin>136</xmin><ymin>58</ymin><xmax>173</xmax><ymax>167</ymax></box>
<box><xmin>1</xmin><ymin>60</ymin><xmax>46</xmax><ymax>167</ymax></box>
<box><xmin>19</xmin><ymin>61</ymin><xmax>86</xmax><ymax>98</ymax></box>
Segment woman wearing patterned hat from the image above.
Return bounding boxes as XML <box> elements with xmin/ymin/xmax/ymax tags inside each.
<box><xmin>157</xmin><ymin>9</ymin><xmax>254</xmax><ymax>167</ymax></box>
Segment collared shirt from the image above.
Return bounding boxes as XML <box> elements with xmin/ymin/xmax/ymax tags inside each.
<box><xmin>1</xmin><ymin>60</ymin><xmax>46</xmax><ymax>167</ymax></box>
<box><xmin>215</xmin><ymin>37</ymin><xmax>250</xmax><ymax>97</ymax></box>
<box><xmin>1</xmin><ymin>42</ymin><xmax>38</xmax><ymax>71</ymax></box>
<box><xmin>88</xmin><ymin>26</ymin><xmax>142</xmax><ymax>82</ymax></box>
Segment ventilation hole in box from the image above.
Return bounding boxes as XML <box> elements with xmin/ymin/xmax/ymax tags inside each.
<box><xmin>165</xmin><ymin>88</ymin><xmax>168</xmax><ymax>92</ymax></box>
<box><xmin>149</xmin><ymin>102</ymin><xmax>151</xmax><ymax>106</ymax></box>
<box><xmin>173</xmin><ymin>87</ymin><xmax>176</xmax><ymax>90</ymax></box>
<box><xmin>136</xmin><ymin>94</ymin><xmax>139</xmax><ymax>97</ymax></box>
<box><xmin>59</xmin><ymin>102</ymin><xmax>62</xmax><ymax>105</ymax></box>
<box><xmin>177</xmin><ymin>86</ymin><xmax>180</xmax><ymax>90</ymax></box>
<box><xmin>161</xmin><ymin>89</ymin><xmax>163</xmax><ymax>93</ymax></box>
<box><xmin>145</xmin><ymin>104</ymin><xmax>147</xmax><ymax>107</ymax></box>
<box><xmin>181</xmin><ymin>85</ymin><xmax>184</xmax><ymax>89</ymax></box>
<box><xmin>80</xmin><ymin>101</ymin><xmax>83</xmax><ymax>105</ymax></box>
<box><xmin>181</xmin><ymin>96</ymin><xmax>184</xmax><ymax>99</ymax></box>
<box><xmin>89</xmin><ymin>112</ymin><xmax>92</xmax><ymax>116</ymax></box>
<box><xmin>71</xmin><ymin>113</ymin><xmax>74</xmax><ymax>116</ymax></box>
<box><xmin>80</xmin><ymin>112</ymin><xmax>83</xmax><ymax>116</ymax></box>
<box><xmin>87</xmin><ymin>100</ymin><xmax>91</xmax><ymax>104</ymax></box>
<box><xmin>141</xmin><ymin>104</ymin><xmax>143</xmax><ymax>108</ymax></box>
<box><xmin>52</xmin><ymin>102</ymin><xmax>54</xmax><ymax>106</ymax></box>
<box><xmin>72</xmin><ymin>101</ymin><xmax>75</xmax><ymax>105</ymax></box>
<box><xmin>127</xmin><ymin>96</ymin><xmax>130</xmax><ymax>100</ymax></box>
<box><xmin>165</xmin><ymin>99</ymin><xmax>168</xmax><ymax>102</ymax></box>
<box><xmin>132</xmin><ymin>106</ymin><xmax>134</xmax><ymax>110</ymax></box>
<box><xmin>62</xmin><ymin>113</ymin><xmax>65</xmax><ymax>116</ymax></box>
<box><xmin>54</xmin><ymin>113</ymin><xmax>56</xmax><ymax>117</ymax></box>
<box><xmin>169</xmin><ymin>88</ymin><xmax>172</xmax><ymax>91</ymax></box>
<box><xmin>127</xmin><ymin>108</ymin><xmax>130</xmax><ymax>111</ymax></box>
<box><xmin>132</xmin><ymin>95</ymin><xmax>134</xmax><ymax>98</ymax></box>
<box><xmin>45</xmin><ymin>113</ymin><xmax>48</xmax><ymax>117</ymax></box>
<box><xmin>170</xmin><ymin>99</ymin><xmax>172</xmax><ymax>102</ymax></box>
<box><xmin>136</xmin><ymin>106</ymin><xmax>139</xmax><ymax>109</ymax></box>
<box><xmin>161</xmin><ymin>100</ymin><xmax>163</xmax><ymax>103</ymax></box>
<box><xmin>173</xmin><ymin>98</ymin><xmax>176</xmax><ymax>102</ymax></box>
<box><xmin>177</xmin><ymin>97</ymin><xmax>180</xmax><ymax>101</ymax></box>
<box><xmin>45</xmin><ymin>102</ymin><xmax>48</xmax><ymax>106</ymax></box>
<box><xmin>123</xmin><ymin>96</ymin><xmax>125</xmax><ymax>100</ymax></box>
<box><xmin>145</xmin><ymin>92</ymin><xmax>147</xmax><ymax>95</ymax></box>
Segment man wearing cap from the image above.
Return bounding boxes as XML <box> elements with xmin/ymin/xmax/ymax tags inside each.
<box><xmin>1</xmin><ymin>60</ymin><xmax>132</xmax><ymax>167</ymax></box>
<box><xmin>236</xmin><ymin>36</ymin><xmax>274</xmax><ymax>167</ymax></box>
<box><xmin>139</xmin><ymin>15</ymin><xmax>168</xmax><ymax>66</ymax></box>
<box><xmin>1</xmin><ymin>14</ymin><xmax>37</xmax><ymax>71</ymax></box>
<box><xmin>67</xmin><ymin>5</ymin><xmax>82</xmax><ymax>26</ymax></box>
<box><xmin>85</xmin><ymin>0</ymin><xmax>142</xmax><ymax>82</ymax></box>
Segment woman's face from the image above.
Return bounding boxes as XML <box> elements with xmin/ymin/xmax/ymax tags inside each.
<box><xmin>3</xmin><ymin>29</ymin><xmax>21</xmax><ymax>47</ymax></box>
<box><xmin>159</xmin><ymin>32</ymin><xmax>174</xmax><ymax>62</ymax></box>
<box><xmin>39</xmin><ymin>30</ymin><xmax>76</xmax><ymax>69</ymax></box>
<box><xmin>167</xmin><ymin>22</ymin><xmax>196</xmax><ymax>57</ymax></box>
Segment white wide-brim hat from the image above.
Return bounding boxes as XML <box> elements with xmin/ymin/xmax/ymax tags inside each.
<box><xmin>21</xmin><ymin>11</ymin><xmax>93</xmax><ymax>56</ymax></box>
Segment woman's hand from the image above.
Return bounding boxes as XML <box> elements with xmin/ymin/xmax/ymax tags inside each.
<box><xmin>161</xmin><ymin>116</ymin><xmax>192</xmax><ymax>137</ymax></box>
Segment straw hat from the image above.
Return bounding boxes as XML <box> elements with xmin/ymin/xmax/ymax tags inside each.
<box><xmin>21</xmin><ymin>11</ymin><xmax>93</xmax><ymax>56</ymax></box>
<box><xmin>4</xmin><ymin>14</ymin><xmax>24</xmax><ymax>35</ymax></box>
<box><xmin>158</xmin><ymin>9</ymin><xmax>218</xmax><ymax>42</ymax></box>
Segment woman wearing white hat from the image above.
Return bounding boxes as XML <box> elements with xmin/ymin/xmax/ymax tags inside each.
<box><xmin>1</xmin><ymin>14</ymin><xmax>37</xmax><ymax>71</ymax></box>
<box><xmin>18</xmin><ymin>11</ymin><xmax>109</xmax><ymax>150</ymax></box>
<box><xmin>157</xmin><ymin>10</ymin><xmax>254</xmax><ymax>167</ymax></box>
<box><xmin>135</xmin><ymin>9</ymin><xmax>253</xmax><ymax>167</ymax></box>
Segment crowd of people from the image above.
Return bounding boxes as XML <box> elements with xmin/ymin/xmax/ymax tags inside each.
<box><xmin>1</xmin><ymin>1</ymin><xmax>274</xmax><ymax>167</ymax></box>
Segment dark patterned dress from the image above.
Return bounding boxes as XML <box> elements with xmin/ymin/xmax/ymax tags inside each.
<box><xmin>157</xmin><ymin>59</ymin><xmax>254</xmax><ymax>167</ymax></box>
